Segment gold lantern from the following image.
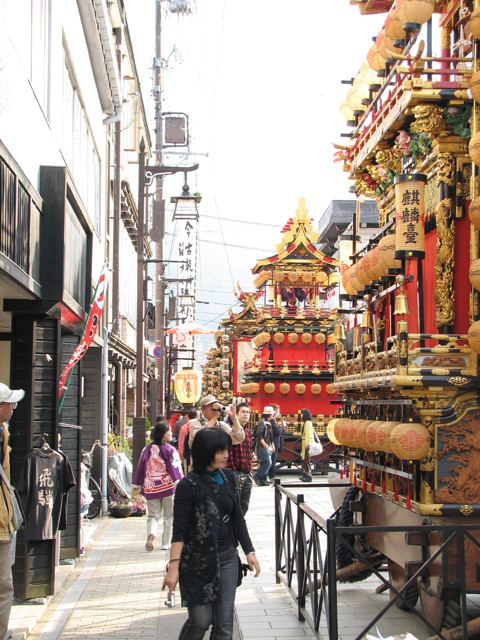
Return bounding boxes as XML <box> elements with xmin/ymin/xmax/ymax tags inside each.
<box><xmin>364</xmin><ymin>421</ymin><xmax>383</xmax><ymax>452</ymax></box>
<box><xmin>356</xmin><ymin>420</ymin><xmax>373</xmax><ymax>450</ymax></box>
<box><xmin>301</xmin><ymin>332</ymin><xmax>312</xmax><ymax>345</ymax></box>
<box><xmin>468</xmin><ymin>320</ymin><xmax>480</xmax><ymax>354</ymax></box>
<box><xmin>316</xmin><ymin>271</ymin><xmax>328</xmax><ymax>285</ymax></box>
<box><xmin>355</xmin><ymin>258</ymin><xmax>370</xmax><ymax>287</ymax></box>
<box><xmin>302</xmin><ymin>272</ymin><xmax>313</xmax><ymax>284</ymax></box>
<box><xmin>347</xmin><ymin>420</ymin><xmax>360</xmax><ymax>449</ymax></box>
<box><xmin>253</xmin><ymin>271</ymin><xmax>270</xmax><ymax>288</ymax></box>
<box><xmin>378</xmin><ymin>234</ymin><xmax>401</xmax><ymax>271</ymax></box>
<box><xmin>288</xmin><ymin>272</ymin><xmax>298</xmax><ymax>284</ymax></box>
<box><xmin>333</xmin><ymin>418</ymin><xmax>349</xmax><ymax>445</ymax></box>
<box><xmin>370</xmin><ymin>245</ymin><xmax>386</xmax><ymax>279</ymax></box>
<box><xmin>471</xmin><ymin>7</ymin><xmax>480</xmax><ymax>39</ymax></box>
<box><xmin>326</xmin><ymin>383</ymin><xmax>336</xmax><ymax>395</ymax></box>
<box><xmin>253</xmin><ymin>332</ymin><xmax>271</xmax><ymax>347</ymax></box>
<box><xmin>295</xmin><ymin>383</ymin><xmax>306</xmax><ymax>395</ymax></box>
<box><xmin>385</xmin><ymin>7</ymin><xmax>405</xmax><ymax>41</ymax></box>
<box><xmin>239</xmin><ymin>382</ymin><xmax>260</xmax><ymax>395</ymax></box>
<box><xmin>287</xmin><ymin>332</ymin><xmax>299</xmax><ymax>345</ymax></box>
<box><xmin>394</xmin><ymin>174</ymin><xmax>426</xmax><ymax>259</ymax></box>
<box><xmin>279</xmin><ymin>382</ymin><xmax>290</xmax><ymax>395</ymax></box>
<box><xmin>396</xmin><ymin>0</ymin><xmax>435</xmax><ymax>26</ymax></box>
<box><xmin>469</xmin><ymin>259</ymin><xmax>480</xmax><ymax>292</ymax></box>
<box><xmin>367</xmin><ymin>43</ymin><xmax>385</xmax><ymax>72</ymax></box>
<box><xmin>346</xmin><ymin>85</ymin><xmax>365</xmax><ymax>113</ymax></box>
<box><xmin>340</xmin><ymin>100</ymin><xmax>355</xmax><ymax>123</ymax></box>
<box><xmin>315</xmin><ymin>333</ymin><xmax>326</xmax><ymax>345</ymax></box>
<box><xmin>311</xmin><ymin>383</ymin><xmax>322</xmax><ymax>395</ymax></box>
<box><xmin>273</xmin><ymin>332</ymin><xmax>285</xmax><ymax>344</ymax></box>
<box><xmin>347</xmin><ymin>265</ymin><xmax>364</xmax><ymax>293</ymax></box>
<box><xmin>389</xmin><ymin>422</ymin><xmax>431</xmax><ymax>460</ymax></box>
<box><xmin>264</xmin><ymin>382</ymin><xmax>275</xmax><ymax>395</ymax></box>
<box><xmin>470</xmin><ymin>71</ymin><xmax>480</xmax><ymax>103</ymax></box>
<box><xmin>363</xmin><ymin>251</ymin><xmax>376</xmax><ymax>282</ymax></box>
<box><xmin>376</xmin><ymin>29</ymin><xmax>397</xmax><ymax>59</ymax></box>
<box><xmin>469</xmin><ymin>132</ymin><xmax>480</xmax><ymax>167</ymax></box>
<box><xmin>469</xmin><ymin>196</ymin><xmax>480</xmax><ymax>230</ymax></box>
<box><xmin>274</xmin><ymin>270</ymin><xmax>285</xmax><ymax>282</ymax></box>
<box><xmin>174</xmin><ymin>369</ymin><xmax>201</xmax><ymax>405</ymax></box>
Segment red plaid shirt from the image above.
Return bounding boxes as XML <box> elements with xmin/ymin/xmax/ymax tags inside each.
<box><xmin>226</xmin><ymin>425</ymin><xmax>252</xmax><ymax>474</ymax></box>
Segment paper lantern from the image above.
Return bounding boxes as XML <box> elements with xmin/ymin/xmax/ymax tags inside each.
<box><xmin>264</xmin><ymin>382</ymin><xmax>275</xmax><ymax>395</ymax></box>
<box><xmin>273</xmin><ymin>332</ymin><xmax>285</xmax><ymax>344</ymax></box>
<box><xmin>470</xmin><ymin>7</ymin><xmax>480</xmax><ymax>39</ymax></box>
<box><xmin>279</xmin><ymin>382</ymin><xmax>290</xmax><ymax>395</ymax></box>
<box><xmin>253</xmin><ymin>271</ymin><xmax>270</xmax><ymax>288</ymax></box>
<box><xmin>385</xmin><ymin>8</ymin><xmax>405</xmax><ymax>40</ymax></box>
<box><xmin>355</xmin><ymin>258</ymin><xmax>370</xmax><ymax>286</ymax></box>
<box><xmin>222</xmin><ymin>381</ymin><xmax>230</xmax><ymax>389</ymax></box>
<box><xmin>370</xmin><ymin>245</ymin><xmax>386</xmax><ymax>279</ymax></box>
<box><xmin>469</xmin><ymin>259</ymin><xmax>480</xmax><ymax>292</ymax></box>
<box><xmin>342</xmin><ymin>270</ymin><xmax>356</xmax><ymax>295</ymax></box>
<box><xmin>316</xmin><ymin>271</ymin><xmax>328</xmax><ymax>285</ymax></box>
<box><xmin>367</xmin><ymin>43</ymin><xmax>386</xmax><ymax>72</ymax></box>
<box><xmin>288</xmin><ymin>272</ymin><xmax>298</xmax><ymax>284</ymax></box>
<box><xmin>346</xmin><ymin>86</ymin><xmax>365</xmax><ymax>113</ymax></box>
<box><xmin>365</xmin><ymin>421</ymin><xmax>384</xmax><ymax>452</ymax></box>
<box><xmin>363</xmin><ymin>251</ymin><xmax>375</xmax><ymax>282</ymax></box>
<box><xmin>311</xmin><ymin>383</ymin><xmax>322</xmax><ymax>395</ymax></box>
<box><xmin>327</xmin><ymin>418</ymin><xmax>342</xmax><ymax>446</ymax></box>
<box><xmin>394</xmin><ymin>174</ymin><xmax>426</xmax><ymax>259</ymax></box>
<box><xmin>253</xmin><ymin>332</ymin><xmax>271</xmax><ymax>347</ymax></box>
<box><xmin>376</xmin><ymin>29</ymin><xmax>397</xmax><ymax>59</ymax></box>
<box><xmin>468</xmin><ymin>320</ymin><xmax>480</xmax><ymax>354</ymax></box>
<box><xmin>378</xmin><ymin>234</ymin><xmax>401</xmax><ymax>271</ymax></box>
<box><xmin>339</xmin><ymin>419</ymin><xmax>353</xmax><ymax>446</ymax></box>
<box><xmin>174</xmin><ymin>369</ymin><xmax>201</xmax><ymax>404</ymax></box>
<box><xmin>239</xmin><ymin>382</ymin><xmax>260</xmax><ymax>395</ymax></box>
<box><xmin>301</xmin><ymin>332</ymin><xmax>312</xmax><ymax>345</ymax></box>
<box><xmin>326</xmin><ymin>383</ymin><xmax>336</xmax><ymax>395</ymax></box>
<box><xmin>469</xmin><ymin>71</ymin><xmax>480</xmax><ymax>103</ymax></box>
<box><xmin>396</xmin><ymin>0</ymin><xmax>435</xmax><ymax>26</ymax></box>
<box><xmin>315</xmin><ymin>333</ymin><xmax>326</xmax><ymax>345</ymax></box>
<box><xmin>287</xmin><ymin>332</ymin><xmax>299</xmax><ymax>345</ymax></box>
<box><xmin>469</xmin><ymin>196</ymin><xmax>480</xmax><ymax>230</ymax></box>
<box><xmin>347</xmin><ymin>420</ymin><xmax>360</xmax><ymax>448</ymax></box>
<box><xmin>469</xmin><ymin>132</ymin><xmax>480</xmax><ymax>167</ymax></box>
<box><xmin>274</xmin><ymin>271</ymin><xmax>285</xmax><ymax>283</ymax></box>
<box><xmin>390</xmin><ymin>422</ymin><xmax>431</xmax><ymax>460</ymax></box>
<box><xmin>295</xmin><ymin>383</ymin><xmax>306</xmax><ymax>395</ymax></box>
<box><xmin>353</xmin><ymin>61</ymin><xmax>379</xmax><ymax>102</ymax></box>
<box><xmin>334</xmin><ymin>418</ymin><xmax>349</xmax><ymax>445</ymax></box>
<box><xmin>376</xmin><ymin>421</ymin><xmax>400</xmax><ymax>453</ymax></box>
<box><xmin>348</xmin><ymin>265</ymin><xmax>364</xmax><ymax>293</ymax></box>
<box><xmin>356</xmin><ymin>420</ymin><xmax>373</xmax><ymax>450</ymax></box>
<box><xmin>302</xmin><ymin>272</ymin><xmax>313</xmax><ymax>284</ymax></box>
<box><xmin>340</xmin><ymin>100</ymin><xmax>354</xmax><ymax>122</ymax></box>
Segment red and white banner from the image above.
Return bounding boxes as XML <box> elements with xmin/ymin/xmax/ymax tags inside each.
<box><xmin>59</xmin><ymin>266</ymin><xmax>109</xmax><ymax>402</ymax></box>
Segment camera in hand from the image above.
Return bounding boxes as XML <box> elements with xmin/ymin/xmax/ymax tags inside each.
<box><xmin>165</xmin><ymin>593</ymin><xmax>175</xmax><ymax>607</ymax></box>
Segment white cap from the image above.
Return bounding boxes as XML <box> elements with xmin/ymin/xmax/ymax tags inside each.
<box><xmin>0</xmin><ymin>383</ymin><xmax>25</xmax><ymax>404</ymax></box>
<box><xmin>262</xmin><ymin>406</ymin><xmax>274</xmax><ymax>415</ymax></box>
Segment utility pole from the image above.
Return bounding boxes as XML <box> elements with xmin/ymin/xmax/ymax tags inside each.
<box><xmin>154</xmin><ymin>0</ymin><xmax>165</xmax><ymax>418</ymax></box>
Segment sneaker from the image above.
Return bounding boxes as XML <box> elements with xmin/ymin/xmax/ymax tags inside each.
<box><xmin>160</xmin><ymin>544</ymin><xmax>171</xmax><ymax>550</ymax></box>
<box><xmin>253</xmin><ymin>477</ymin><xmax>262</xmax><ymax>486</ymax></box>
<box><xmin>301</xmin><ymin>475</ymin><xmax>312</xmax><ymax>483</ymax></box>
<box><xmin>146</xmin><ymin>534</ymin><xmax>155</xmax><ymax>552</ymax></box>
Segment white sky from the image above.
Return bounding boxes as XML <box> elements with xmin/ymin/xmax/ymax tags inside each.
<box><xmin>122</xmin><ymin>1</ymin><xmax>432</xmax><ymax>357</ymax></box>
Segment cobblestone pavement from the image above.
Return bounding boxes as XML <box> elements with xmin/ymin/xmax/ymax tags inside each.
<box><xmin>24</xmin><ymin>468</ymin><xmax>480</xmax><ymax>640</ymax></box>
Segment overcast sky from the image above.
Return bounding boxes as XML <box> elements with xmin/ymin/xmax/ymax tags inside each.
<box><xmin>123</xmin><ymin>0</ymin><xmax>436</xmax><ymax>358</ymax></box>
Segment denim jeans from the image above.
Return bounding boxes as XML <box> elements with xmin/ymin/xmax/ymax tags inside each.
<box><xmin>254</xmin><ymin>447</ymin><xmax>271</xmax><ymax>485</ymax></box>
<box><xmin>179</xmin><ymin>546</ymin><xmax>238</xmax><ymax>640</ymax></box>
<box><xmin>268</xmin><ymin>449</ymin><xmax>278</xmax><ymax>479</ymax></box>
<box><xmin>234</xmin><ymin>470</ymin><xmax>252</xmax><ymax>515</ymax></box>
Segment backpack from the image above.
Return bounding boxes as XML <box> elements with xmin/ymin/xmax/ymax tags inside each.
<box><xmin>251</xmin><ymin>419</ymin><xmax>265</xmax><ymax>451</ymax></box>
<box><xmin>182</xmin><ymin>429</ymin><xmax>192</xmax><ymax>466</ymax></box>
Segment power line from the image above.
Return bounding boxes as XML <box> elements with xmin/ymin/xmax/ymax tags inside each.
<box><xmin>200</xmin><ymin>238</ymin><xmax>270</xmax><ymax>252</ymax></box>
<box><xmin>201</xmin><ymin>215</ymin><xmax>282</xmax><ymax>228</ymax></box>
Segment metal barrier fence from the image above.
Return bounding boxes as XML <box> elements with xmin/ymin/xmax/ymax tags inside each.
<box><xmin>274</xmin><ymin>480</ymin><xmax>480</xmax><ymax>640</ymax></box>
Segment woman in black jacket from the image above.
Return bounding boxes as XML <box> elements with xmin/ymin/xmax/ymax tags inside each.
<box><xmin>163</xmin><ymin>428</ymin><xmax>260</xmax><ymax>640</ymax></box>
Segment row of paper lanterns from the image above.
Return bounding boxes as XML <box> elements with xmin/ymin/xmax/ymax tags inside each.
<box><xmin>239</xmin><ymin>381</ymin><xmax>326</xmax><ymax>396</ymax></box>
<box><xmin>342</xmin><ymin>234</ymin><xmax>400</xmax><ymax>294</ymax></box>
<box><xmin>327</xmin><ymin>417</ymin><xmax>431</xmax><ymax>461</ymax></box>
<box><xmin>252</xmin><ymin>331</ymin><xmax>328</xmax><ymax>347</ymax></box>
<box><xmin>341</xmin><ymin>0</ymin><xmax>435</xmax><ymax>122</ymax></box>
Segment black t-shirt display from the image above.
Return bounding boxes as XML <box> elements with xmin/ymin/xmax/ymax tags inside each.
<box><xmin>19</xmin><ymin>449</ymin><xmax>76</xmax><ymax>541</ymax></box>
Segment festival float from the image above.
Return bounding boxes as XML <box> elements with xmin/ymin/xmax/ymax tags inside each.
<box><xmin>201</xmin><ymin>199</ymin><xmax>342</xmax><ymax>467</ymax></box>
<box><xmin>324</xmin><ymin>0</ymin><xmax>480</xmax><ymax>632</ymax></box>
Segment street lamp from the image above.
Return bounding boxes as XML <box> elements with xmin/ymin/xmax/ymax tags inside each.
<box><xmin>179</xmin><ymin>293</ymin><xmax>195</xmax><ymax>307</ymax></box>
<box><xmin>171</xmin><ymin>177</ymin><xmax>202</xmax><ymax>220</ymax></box>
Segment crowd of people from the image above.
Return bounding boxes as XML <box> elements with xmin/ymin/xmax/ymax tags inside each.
<box><xmin>0</xmin><ymin>382</ymin><xmax>319</xmax><ymax>640</ymax></box>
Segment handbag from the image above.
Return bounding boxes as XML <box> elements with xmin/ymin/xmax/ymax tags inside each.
<box><xmin>0</xmin><ymin>462</ymin><xmax>25</xmax><ymax>531</ymax></box>
<box><xmin>189</xmin><ymin>473</ymin><xmax>250</xmax><ymax>587</ymax></box>
<box><xmin>309</xmin><ymin>430</ymin><xmax>323</xmax><ymax>457</ymax></box>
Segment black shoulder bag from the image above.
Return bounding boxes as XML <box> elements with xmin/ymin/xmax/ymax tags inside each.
<box><xmin>189</xmin><ymin>473</ymin><xmax>250</xmax><ymax>587</ymax></box>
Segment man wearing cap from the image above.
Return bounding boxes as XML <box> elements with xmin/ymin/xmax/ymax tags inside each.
<box><xmin>253</xmin><ymin>407</ymin><xmax>275</xmax><ymax>487</ymax></box>
<box><xmin>188</xmin><ymin>395</ymin><xmax>245</xmax><ymax>447</ymax></box>
<box><xmin>0</xmin><ymin>383</ymin><xmax>25</xmax><ymax>640</ymax></box>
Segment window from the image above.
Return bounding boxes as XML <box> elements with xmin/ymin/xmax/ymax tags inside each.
<box><xmin>62</xmin><ymin>46</ymin><xmax>102</xmax><ymax>238</ymax></box>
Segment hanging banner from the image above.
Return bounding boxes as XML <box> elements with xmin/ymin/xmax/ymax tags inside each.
<box><xmin>174</xmin><ymin>219</ymin><xmax>198</xmax><ymax>356</ymax></box>
<box><xmin>394</xmin><ymin>173</ymin><xmax>426</xmax><ymax>260</ymax></box>
<box><xmin>58</xmin><ymin>265</ymin><xmax>109</xmax><ymax>410</ymax></box>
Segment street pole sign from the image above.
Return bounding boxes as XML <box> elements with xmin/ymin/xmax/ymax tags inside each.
<box><xmin>153</xmin><ymin>346</ymin><xmax>163</xmax><ymax>359</ymax></box>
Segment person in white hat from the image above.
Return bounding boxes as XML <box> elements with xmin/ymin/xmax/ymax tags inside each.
<box><xmin>0</xmin><ymin>383</ymin><xmax>25</xmax><ymax>640</ymax></box>
<box><xmin>188</xmin><ymin>395</ymin><xmax>245</xmax><ymax>449</ymax></box>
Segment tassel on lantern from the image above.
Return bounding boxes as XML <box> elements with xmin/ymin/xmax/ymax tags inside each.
<box><xmin>346</xmin><ymin>462</ymin><xmax>350</xmax><ymax>479</ymax></box>
<box><xmin>340</xmin><ymin>465</ymin><xmax>344</xmax><ymax>479</ymax></box>
<box><xmin>394</xmin><ymin>474</ymin><xmax>399</xmax><ymax>502</ymax></box>
<box><xmin>381</xmin><ymin>473</ymin><xmax>386</xmax><ymax>495</ymax></box>
<box><xmin>362</xmin><ymin>470</ymin><xmax>367</xmax><ymax>493</ymax></box>
<box><xmin>370</xmin><ymin>473</ymin><xmax>375</xmax><ymax>493</ymax></box>
<box><xmin>406</xmin><ymin>476</ymin><xmax>412</xmax><ymax>510</ymax></box>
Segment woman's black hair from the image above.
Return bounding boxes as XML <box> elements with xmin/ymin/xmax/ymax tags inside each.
<box><xmin>152</xmin><ymin>421</ymin><xmax>169</xmax><ymax>445</ymax></box>
<box><xmin>191</xmin><ymin>428</ymin><xmax>231</xmax><ymax>472</ymax></box>
<box><xmin>300</xmin><ymin>408</ymin><xmax>312</xmax><ymax>422</ymax></box>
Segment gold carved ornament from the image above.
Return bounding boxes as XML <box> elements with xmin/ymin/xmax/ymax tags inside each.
<box><xmin>436</xmin><ymin>154</ymin><xmax>455</xmax><ymax>189</ymax></box>
<box><xmin>411</xmin><ymin>105</ymin><xmax>450</xmax><ymax>139</ymax></box>
<box><xmin>434</xmin><ymin>197</ymin><xmax>455</xmax><ymax>329</ymax></box>
<box><xmin>448</xmin><ymin>376</ymin><xmax>469</xmax><ymax>386</ymax></box>
<box><xmin>460</xmin><ymin>505</ymin><xmax>474</xmax><ymax>516</ymax></box>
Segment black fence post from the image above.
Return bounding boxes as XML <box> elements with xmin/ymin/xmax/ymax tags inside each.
<box><xmin>297</xmin><ymin>494</ymin><xmax>305</xmax><ymax>622</ymax></box>
<box><xmin>274</xmin><ymin>479</ymin><xmax>281</xmax><ymax>584</ymax></box>
<box><xmin>327</xmin><ymin>517</ymin><xmax>338</xmax><ymax>640</ymax></box>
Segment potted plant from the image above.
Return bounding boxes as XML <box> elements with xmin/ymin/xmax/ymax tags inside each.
<box><xmin>109</xmin><ymin>496</ymin><xmax>134</xmax><ymax>518</ymax></box>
